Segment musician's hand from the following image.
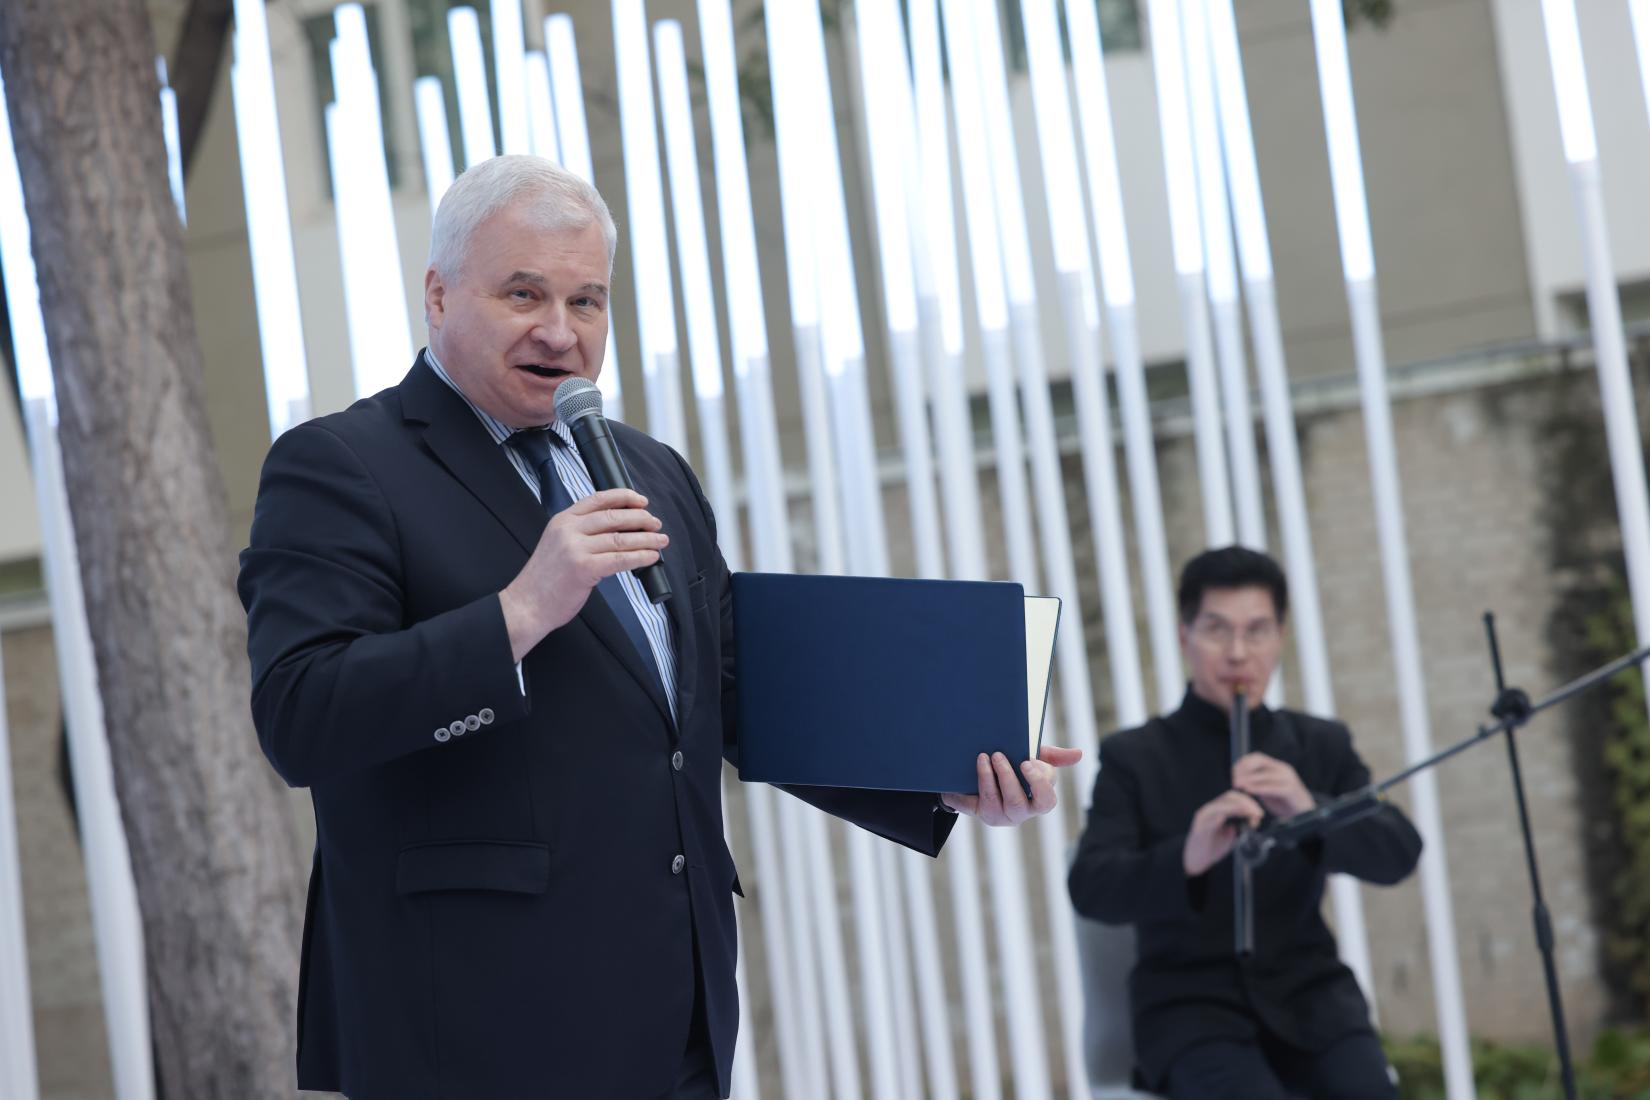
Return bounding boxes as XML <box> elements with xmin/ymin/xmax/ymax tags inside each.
<box><xmin>1183</xmin><ymin>790</ymin><xmax>1265</xmax><ymax>877</ymax></box>
<box><xmin>1232</xmin><ymin>752</ymin><xmax>1314</xmax><ymax>820</ymax></box>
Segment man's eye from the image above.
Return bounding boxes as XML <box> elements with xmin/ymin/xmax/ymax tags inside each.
<box><xmin>510</xmin><ymin>288</ymin><xmax>535</xmax><ymax>301</ymax></box>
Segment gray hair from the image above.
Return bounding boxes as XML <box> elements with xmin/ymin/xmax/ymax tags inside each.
<box><xmin>427</xmin><ymin>154</ymin><xmax>618</xmax><ymax>277</ymax></box>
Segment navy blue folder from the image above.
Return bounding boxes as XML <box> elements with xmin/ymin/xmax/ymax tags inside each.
<box><xmin>731</xmin><ymin>572</ymin><xmax>1058</xmax><ymax>794</ymax></box>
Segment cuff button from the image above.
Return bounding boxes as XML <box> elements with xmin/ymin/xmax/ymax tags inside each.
<box><xmin>434</xmin><ymin>728</ymin><xmax>451</xmax><ymax>743</ymax></box>
<box><xmin>478</xmin><ymin>707</ymin><xmax>495</xmax><ymax>725</ymax></box>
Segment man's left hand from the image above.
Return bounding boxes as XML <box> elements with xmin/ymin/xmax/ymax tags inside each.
<box><xmin>1232</xmin><ymin>752</ymin><xmax>1314</xmax><ymax>819</ymax></box>
<box><xmin>939</xmin><ymin>745</ymin><xmax>1083</xmax><ymax>826</ymax></box>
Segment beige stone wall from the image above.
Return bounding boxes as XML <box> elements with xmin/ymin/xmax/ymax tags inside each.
<box><xmin>1296</xmin><ymin>373</ymin><xmax>1605</xmax><ymax>1041</ymax></box>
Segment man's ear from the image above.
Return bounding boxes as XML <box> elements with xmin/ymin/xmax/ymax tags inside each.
<box><xmin>424</xmin><ymin>267</ymin><xmax>445</xmax><ymax>328</ymax></box>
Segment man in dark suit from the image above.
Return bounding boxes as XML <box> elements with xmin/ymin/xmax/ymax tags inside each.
<box><xmin>239</xmin><ymin>155</ymin><xmax>1076</xmax><ymax>1100</ymax></box>
<box><xmin>1068</xmin><ymin>547</ymin><xmax>1421</xmax><ymax>1100</ymax></box>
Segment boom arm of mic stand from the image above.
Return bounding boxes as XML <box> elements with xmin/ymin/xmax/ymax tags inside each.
<box><xmin>1237</xmin><ymin>638</ymin><xmax>1650</xmax><ymax>906</ymax></box>
<box><xmin>1238</xmin><ymin>786</ymin><xmax>1388</xmax><ymax>866</ymax></box>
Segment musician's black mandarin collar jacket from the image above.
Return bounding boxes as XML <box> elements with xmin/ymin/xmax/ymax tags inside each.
<box><xmin>1069</xmin><ymin>689</ymin><xmax>1421</xmax><ymax>1088</ymax></box>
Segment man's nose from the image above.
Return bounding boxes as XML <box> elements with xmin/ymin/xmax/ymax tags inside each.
<box><xmin>534</xmin><ymin>308</ymin><xmax>576</xmax><ymax>350</ymax></box>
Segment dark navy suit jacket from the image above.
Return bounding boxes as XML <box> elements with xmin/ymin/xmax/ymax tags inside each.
<box><xmin>239</xmin><ymin>357</ymin><xmax>954</xmax><ymax>1099</ymax></box>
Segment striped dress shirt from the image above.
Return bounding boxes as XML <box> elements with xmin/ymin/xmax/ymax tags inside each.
<box><xmin>424</xmin><ymin>348</ymin><xmax>679</xmax><ymax>722</ymax></box>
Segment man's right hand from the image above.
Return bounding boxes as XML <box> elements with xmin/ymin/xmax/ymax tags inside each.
<box><xmin>499</xmin><ymin>488</ymin><xmax>669</xmax><ymax>661</ymax></box>
<box><xmin>1182</xmin><ymin>789</ymin><xmax>1265</xmax><ymax>877</ymax></box>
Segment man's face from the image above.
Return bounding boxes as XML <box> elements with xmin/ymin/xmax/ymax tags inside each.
<box><xmin>424</xmin><ymin>205</ymin><xmax>609</xmax><ymax>429</ymax></box>
<box><xmin>1179</xmin><ymin>585</ymin><xmax>1284</xmax><ymax>714</ymax></box>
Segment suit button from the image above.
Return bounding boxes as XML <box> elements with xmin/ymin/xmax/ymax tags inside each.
<box><xmin>434</xmin><ymin>728</ymin><xmax>451</xmax><ymax>743</ymax></box>
<box><xmin>671</xmin><ymin>750</ymin><xmax>684</xmax><ymax>772</ymax></box>
<box><xmin>464</xmin><ymin>714</ymin><xmax>482</xmax><ymax>731</ymax></box>
<box><xmin>449</xmin><ymin>720</ymin><xmax>466</xmax><ymax>737</ymax></box>
<box><xmin>671</xmin><ymin>854</ymin><xmax>685</xmax><ymax>875</ymax></box>
<box><xmin>478</xmin><ymin>707</ymin><xmax>495</xmax><ymax>725</ymax></box>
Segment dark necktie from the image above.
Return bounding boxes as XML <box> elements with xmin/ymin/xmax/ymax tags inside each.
<box><xmin>507</xmin><ymin>428</ymin><xmax>668</xmax><ymax>697</ymax></box>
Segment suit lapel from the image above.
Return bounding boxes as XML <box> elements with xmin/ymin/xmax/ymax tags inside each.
<box><xmin>580</xmin><ymin>592</ymin><xmax>676</xmax><ymax>731</ymax></box>
<box><xmin>625</xmin><ymin>450</ymin><xmax>698</xmax><ymax>736</ymax></box>
<box><xmin>401</xmin><ymin>358</ymin><xmax>546</xmax><ymax>557</ymax></box>
<box><xmin>400</xmin><ymin>355</ymin><xmax>682</xmax><ymax>730</ymax></box>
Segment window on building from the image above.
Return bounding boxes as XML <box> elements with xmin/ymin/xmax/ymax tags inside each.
<box><xmin>998</xmin><ymin>0</ymin><xmax>1144</xmax><ymax>72</ymax></box>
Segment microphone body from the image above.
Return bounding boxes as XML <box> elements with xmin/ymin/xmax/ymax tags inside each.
<box><xmin>556</xmin><ymin>379</ymin><xmax>674</xmax><ymax>604</ymax></box>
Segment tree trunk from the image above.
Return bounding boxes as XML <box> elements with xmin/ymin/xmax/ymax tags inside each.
<box><xmin>0</xmin><ymin>1</ymin><xmax>306</xmax><ymax>1096</ymax></box>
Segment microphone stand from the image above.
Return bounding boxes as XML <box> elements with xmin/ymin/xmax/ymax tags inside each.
<box><xmin>1231</xmin><ymin>691</ymin><xmax>1254</xmax><ymax>959</ymax></box>
<box><xmin>1237</xmin><ymin>613</ymin><xmax>1650</xmax><ymax>1100</ymax></box>
<box><xmin>1484</xmin><ymin>612</ymin><xmax>1577</xmax><ymax>1100</ymax></box>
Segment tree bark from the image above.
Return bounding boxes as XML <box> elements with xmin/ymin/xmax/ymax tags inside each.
<box><xmin>0</xmin><ymin>1</ymin><xmax>305</xmax><ymax>1096</ymax></box>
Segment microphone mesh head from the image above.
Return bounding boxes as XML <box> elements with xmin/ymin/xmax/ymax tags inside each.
<box><xmin>553</xmin><ymin>377</ymin><xmax>604</xmax><ymax>424</ymax></box>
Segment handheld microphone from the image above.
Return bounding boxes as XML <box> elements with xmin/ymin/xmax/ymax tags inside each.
<box><xmin>553</xmin><ymin>378</ymin><xmax>673</xmax><ymax>604</ymax></box>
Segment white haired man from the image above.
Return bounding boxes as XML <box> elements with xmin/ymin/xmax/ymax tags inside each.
<box><xmin>239</xmin><ymin>155</ymin><xmax>1078</xmax><ymax>1099</ymax></box>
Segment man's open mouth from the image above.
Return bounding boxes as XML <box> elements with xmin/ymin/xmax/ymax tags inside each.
<box><xmin>517</xmin><ymin>364</ymin><xmax>571</xmax><ymax>378</ymax></box>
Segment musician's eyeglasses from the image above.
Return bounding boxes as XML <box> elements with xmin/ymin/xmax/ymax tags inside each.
<box><xmin>1190</xmin><ymin>617</ymin><xmax>1280</xmax><ymax>651</ymax></box>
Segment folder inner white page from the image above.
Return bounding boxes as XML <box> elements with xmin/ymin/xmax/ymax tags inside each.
<box><xmin>1024</xmin><ymin>596</ymin><xmax>1061</xmax><ymax>758</ymax></box>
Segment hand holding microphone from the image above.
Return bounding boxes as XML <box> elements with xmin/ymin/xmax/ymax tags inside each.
<box><xmin>498</xmin><ymin>379</ymin><xmax>672</xmax><ymax>661</ymax></box>
<box><xmin>554</xmin><ymin>378</ymin><xmax>673</xmax><ymax>604</ymax></box>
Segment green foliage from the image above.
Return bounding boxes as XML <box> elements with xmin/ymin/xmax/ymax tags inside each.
<box><xmin>1586</xmin><ymin>580</ymin><xmax>1650</xmax><ymax>1009</ymax></box>
<box><xmin>1384</xmin><ymin>1030</ymin><xmax>1650</xmax><ymax>1099</ymax></box>
<box><xmin>1537</xmin><ymin>338</ymin><xmax>1650</xmax><ymax>1020</ymax></box>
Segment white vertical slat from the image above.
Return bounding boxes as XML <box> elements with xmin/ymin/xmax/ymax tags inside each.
<box><xmin>0</xmin><ymin>68</ymin><xmax>154</xmax><ymax>1100</ymax></box>
<box><xmin>1309</xmin><ymin>1</ymin><xmax>1474</xmax><ymax>1094</ymax></box>
<box><xmin>1204</xmin><ymin>0</ymin><xmax>1376</xmax><ymax>1011</ymax></box>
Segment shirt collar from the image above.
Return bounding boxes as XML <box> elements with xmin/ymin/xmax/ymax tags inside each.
<box><xmin>423</xmin><ymin>346</ymin><xmax>572</xmax><ymax>449</ymax></box>
<box><xmin>1173</xmin><ymin>684</ymin><xmax>1272</xmax><ymax>739</ymax></box>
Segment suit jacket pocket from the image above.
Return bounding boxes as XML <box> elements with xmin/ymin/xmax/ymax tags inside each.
<box><xmin>395</xmin><ymin>839</ymin><xmax>551</xmax><ymax>896</ymax></box>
